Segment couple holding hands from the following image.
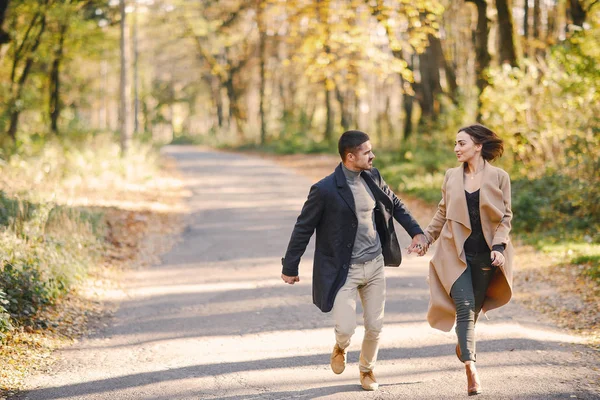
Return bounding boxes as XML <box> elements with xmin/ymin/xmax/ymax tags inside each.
<box><xmin>281</xmin><ymin>126</ymin><xmax>513</xmax><ymax>396</ymax></box>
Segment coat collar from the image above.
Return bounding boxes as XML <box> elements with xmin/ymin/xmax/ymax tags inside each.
<box><xmin>446</xmin><ymin>161</ymin><xmax>495</xmax><ymax>227</ymax></box>
<box><xmin>446</xmin><ymin>161</ymin><xmax>501</xmax><ymax>246</ymax></box>
<box><xmin>334</xmin><ymin>163</ymin><xmax>390</xmax><ymax>216</ymax></box>
<box><xmin>446</xmin><ymin>164</ymin><xmax>470</xmax><ymax>229</ymax></box>
<box><xmin>334</xmin><ymin>163</ymin><xmax>356</xmax><ymax>216</ymax></box>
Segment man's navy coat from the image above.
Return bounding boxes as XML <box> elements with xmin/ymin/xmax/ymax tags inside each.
<box><xmin>282</xmin><ymin>163</ymin><xmax>424</xmax><ymax>312</ymax></box>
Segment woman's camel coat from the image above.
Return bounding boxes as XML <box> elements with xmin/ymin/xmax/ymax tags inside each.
<box><xmin>424</xmin><ymin>162</ymin><xmax>514</xmax><ymax>332</ymax></box>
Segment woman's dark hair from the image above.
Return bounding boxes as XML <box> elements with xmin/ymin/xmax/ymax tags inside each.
<box><xmin>338</xmin><ymin>130</ymin><xmax>370</xmax><ymax>161</ymax></box>
<box><xmin>458</xmin><ymin>124</ymin><xmax>504</xmax><ymax>161</ymax></box>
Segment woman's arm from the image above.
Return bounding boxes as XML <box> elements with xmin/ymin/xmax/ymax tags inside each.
<box><xmin>492</xmin><ymin>170</ymin><xmax>512</xmax><ymax>247</ymax></box>
<box><xmin>424</xmin><ymin>170</ymin><xmax>450</xmax><ymax>244</ymax></box>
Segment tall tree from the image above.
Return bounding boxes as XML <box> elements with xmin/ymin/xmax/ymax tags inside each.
<box><xmin>119</xmin><ymin>0</ymin><xmax>130</xmax><ymax>155</ymax></box>
<box><xmin>532</xmin><ymin>0</ymin><xmax>543</xmax><ymax>58</ymax></box>
<box><xmin>495</xmin><ymin>0</ymin><xmax>518</xmax><ymax>67</ymax></box>
<box><xmin>523</xmin><ymin>0</ymin><xmax>529</xmax><ymax>55</ymax></box>
<box><xmin>5</xmin><ymin>0</ymin><xmax>50</xmax><ymax>141</ymax></box>
<box><xmin>0</xmin><ymin>0</ymin><xmax>9</xmax><ymax>45</ymax></box>
<box><xmin>256</xmin><ymin>0</ymin><xmax>267</xmax><ymax>144</ymax></box>
<box><xmin>466</xmin><ymin>0</ymin><xmax>491</xmax><ymax>117</ymax></box>
<box><xmin>569</xmin><ymin>0</ymin><xmax>587</xmax><ymax>27</ymax></box>
<box><xmin>132</xmin><ymin>1</ymin><xmax>139</xmax><ymax>134</ymax></box>
<box><xmin>48</xmin><ymin>20</ymin><xmax>67</xmax><ymax>133</ymax></box>
<box><xmin>417</xmin><ymin>34</ymin><xmax>443</xmax><ymax>123</ymax></box>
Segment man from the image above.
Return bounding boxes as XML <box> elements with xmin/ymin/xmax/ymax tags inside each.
<box><xmin>281</xmin><ymin>130</ymin><xmax>428</xmax><ymax>391</ymax></box>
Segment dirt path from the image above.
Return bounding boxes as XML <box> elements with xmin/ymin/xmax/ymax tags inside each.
<box><xmin>14</xmin><ymin>146</ymin><xmax>599</xmax><ymax>399</ymax></box>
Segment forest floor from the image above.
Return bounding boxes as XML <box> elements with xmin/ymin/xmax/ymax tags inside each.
<box><xmin>0</xmin><ymin>155</ymin><xmax>188</xmax><ymax>398</ymax></box>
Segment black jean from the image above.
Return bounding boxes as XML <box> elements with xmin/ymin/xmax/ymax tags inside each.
<box><xmin>450</xmin><ymin>252</ymin><xmax>496</xmax><ymax>362</ymax></box>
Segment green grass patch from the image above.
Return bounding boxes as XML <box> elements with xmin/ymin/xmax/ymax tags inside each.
<box><xmin>572</xmin><ymin>255</ymin><xmax>600</xmax><ymax>281</ymax></box>
<box><xmin>519</xmin><ymin>234</ymin><xmax>600</xmax><ymax>281</ymax></box>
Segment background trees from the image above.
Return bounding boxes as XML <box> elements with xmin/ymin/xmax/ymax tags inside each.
<box><xmin>0</xmin><ymin>0</ymin><xmax>596</xmax><ymax>148</ymax></box>
<box><xmin>0</xmin><ymin>1</ymin><xmax>597</xmax><ymax>239</ymax></box>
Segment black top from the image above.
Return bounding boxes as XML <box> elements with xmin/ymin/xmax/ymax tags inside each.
<box><xmin>464</xmin><ymin>189</ymin><xmax>489</xmax><ymax>253</ymax></box>
<box><xmin>463</xmin><ymin>190</ymin><xmax>506</xmax><ymax>254</ymax></box>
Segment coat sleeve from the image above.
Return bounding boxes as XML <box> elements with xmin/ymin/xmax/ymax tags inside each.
<box><xmin>282</xmin><ymin>184</ymin><xmax>324</xmax><ymax>277</ymax></box>
<box><xmin>375</xmin><ymin>169</ymin><xmax>423</xmax><ymax>238</ymax></box>
<box><xmin>492</xmin><ymin>170</ymin><xmax>512</xmax><ymax>246</ymax></box>
<box><xmin>424</xmin><ymin>170</ymin><xmax>449</xmax><ymax>244</ymax></box>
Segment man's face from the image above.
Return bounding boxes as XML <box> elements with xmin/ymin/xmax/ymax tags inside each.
<box><xmin>348</xmin><ymin>140</ymin><xmax>375</xmax><ymax>171</ymax></box>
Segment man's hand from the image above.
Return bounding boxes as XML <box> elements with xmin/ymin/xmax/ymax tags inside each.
<box><xmin>407</xmin><ymin>234</ymin><xmax>429</xmax><ymax>256</ymax></box>
<box><xmin>281</xmin><ymin>274</ymin><xmax>300</xmax><ymax>285</ymax></box>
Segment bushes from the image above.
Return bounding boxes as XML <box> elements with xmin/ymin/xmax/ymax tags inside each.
<box><xmin>0</xmin><ymin>133</ymin><xmax>159</xmax><ymax>338</ymax></box>
<box><xmin>0</xmin><ymin>262</ymin><xmax>55</xmax><ymax>324</ymax></box>
<box><xmin>0</xmin><ymin>289</ymin><xmax>13</xmax><ymax>340</ymax></box>
<box><xmin>480</xmin><ymin>26</ymin><xmax>600</xmax><ymax>242</ymax></box>
<box><xmin>512</xmin><ymin>174</ymin><xmax>599</xmax><ymax>237</ymax></box>
<box><xmin>0</xmin><ymin>192</ymin><xmax>103</xmax><ymax>333</ymax></box>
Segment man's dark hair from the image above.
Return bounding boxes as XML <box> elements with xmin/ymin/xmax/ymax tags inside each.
<box><xmin>338</xmin><ymin>130</ymin><xmax>370</xmax><ymax>161</ymax></box>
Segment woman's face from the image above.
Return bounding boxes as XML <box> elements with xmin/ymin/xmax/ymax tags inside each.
<box><xmin>454</xmin><ymin>131</ymin><xmax>482</xmax><ymax>163</ymax></box>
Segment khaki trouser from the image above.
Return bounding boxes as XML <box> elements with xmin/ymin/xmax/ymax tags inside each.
<box><xmin>332</xmin><ymin>253</ymin><xmax>385</xmax><ymax>372</ymax></box>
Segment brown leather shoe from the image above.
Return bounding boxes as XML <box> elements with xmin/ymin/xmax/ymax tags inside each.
<box><xmin>465</xmin><ymin>362</ymin><xmax>482</xmax><ymax>396</ymax></box>
<box><xmin>360</xmin><ymin>370</ymin><xmax>379</xmax><ymax>391</ymax></box>
<box><xmin>330</xmin><ymin>344</ymin><xmax>346</xmax><ymax>374</ymax></box>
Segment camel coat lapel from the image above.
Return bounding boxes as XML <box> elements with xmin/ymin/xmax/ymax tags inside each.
<box><xmin>425</xmin><ymin>163</ymin><xmax>514</xmax><ymax>332</ymax></box>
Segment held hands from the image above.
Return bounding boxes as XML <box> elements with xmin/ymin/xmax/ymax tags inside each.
<box><xmin>407</xmin><ymin>234</ymin><xmax>430</xmax><ymax>256</ymax></box>
<box><xmin>281</xmin><ymin>273</ymin><xmax>300</xmax><ymax>285</ymax></box>
<box><xmin>491</xmin><ymin>250</ymin><xmax>505</xmax><ymax>267</ymax></box>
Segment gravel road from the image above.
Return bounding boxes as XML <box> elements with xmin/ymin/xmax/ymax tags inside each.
<box><xmin>14</xmin><ymin>146</ymin><xmax>599</xmax><ymax>400</ymax></box>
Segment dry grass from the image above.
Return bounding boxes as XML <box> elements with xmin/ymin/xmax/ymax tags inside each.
<box><xmin>0</xmin><ymin>142</ymin><xmax>187</xmax><ymax>397</ymax></box>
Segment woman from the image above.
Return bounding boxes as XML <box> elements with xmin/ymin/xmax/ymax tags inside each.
<box><xmin>420</xmin><ymin>124</ymin><xmax>514</xmax><ymax>396</ymax></box>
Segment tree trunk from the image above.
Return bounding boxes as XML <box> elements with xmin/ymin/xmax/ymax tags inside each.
<box><xmin>119</xmin><ymin>0</ymin><xmax>130</xmax><ymax>156</ymax></box>
<box><xmin>335</xmin><ymin>85</ymin><xmax>350</xmax><ymax>132</ymax></box>
<box><xmin>523</xmin><ymin>0</ymin><xmax>529</xmax><ymax>56</ymax></box>
<box><xmin>0</xmin><ymin>0</ymin><xmax>9</xmax><ymax>45</ymax></box>
<box><xmin>7</xmin><ymin>5</ymin><xmax>47</xmax><ymax>140</ymax></box>
<box><xmin>547</xmin><ymin>1</ymin><xmax>558</xmax><ymax>46</ymax></box>
<box><xmin>403</xmin><ymin>91</ymin><xmax>414</xmax><ymax>141</ymax></box>
<box><xmin>533</xmin><ymin>0</ymin><xmax>543</xmax><ymax>57</ymax></box>
<box><xmin>257</xmin><ymin>0</ymin><xmax>267</xmax><ymax>144</ymax></box>
<box><xmin>211</xmin><ymin>76</ymin><xmax>224</xmax><ymax>128</ymax></box>
<box><xmin>430</xmin><ymin>34</ymin><xmax>458</xmax><ymax>104</ymax></box>
<box><xmin>417</xmin><ymin>34</ymin><xmax>442</xmax><ymax>125</ymax></box>
<box><xmin>133</xmin><ymin>3</ymin><xmax>140</xmax><ymax>134</ymax></box>
<box><xmin>142</xmin><ymin>96</ymin><xmax>150</xmax><ymax>134</ymax></box>
<box><xmin>319</xmin><ymin>0</ymin><xmax>334</xmax><ymax>143</ymax></box>
<box><xmin>324</xmin><ymin>78</ymin><xmax>334</xmax><ymax>143</ymax></box>
<box><xmin>49</xmin><ymin>23</ymin><xmax>67</xmax><ymax>134</ymax></box>
<box><xmin>7</xmin><ymin>57</ymin><xmax>33</xmax><ymax>140</ymax></box>
<box><xmin>495</xmin><ymin>0</ymin><xmax>518</xmax><ymax>67</ymax></box>
<box><xmin>225</xmin><ymin>76</ymin><xmax>244</xmax><ymax>141</ymax></box>
<box><xmin>384</xmin><ymin>95</ymin><xmax>392</xmax><ymax>144</ymax></box>
<box><xmin>568</xmin><ymin>0</ymin><xmax>586</xmax><ymax>27</ymax></box>
<box><xmin>466</xmin><ymin>0</ymin><xmax>491</xmax><ymax>119</ymax></box>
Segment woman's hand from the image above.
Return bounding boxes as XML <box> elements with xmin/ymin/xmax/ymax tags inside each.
<box><xmin>408</xmin><ymin>234</ymin><xmax>430</xmax><ymax>256</ymax></box>
<box><xmin>491</xmin><ymin>251</ymin><xmax>505</xmax><ymax>267</ymax></box>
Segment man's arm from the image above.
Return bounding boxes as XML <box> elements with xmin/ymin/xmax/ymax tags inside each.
<box><xmin>374</xmin><ymin>170</ymin><xmax>423</xmax><ymax>237</ymax></box>
<box><xmin>281</xmin><ymin>184</ymin><xmax>324</xmax><ymax>278</ymax></box>
<box><xmin>373</xmin><ymin>169</ymin><xmax>428</xmax><ymax>255</ymax></box>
